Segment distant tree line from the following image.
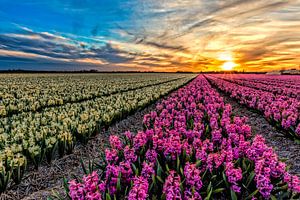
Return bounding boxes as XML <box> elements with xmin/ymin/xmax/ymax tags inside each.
<box><xmin>0</xmin><ymin>69</ymin><xmax>273</xmax><ymax>74</ymax></box>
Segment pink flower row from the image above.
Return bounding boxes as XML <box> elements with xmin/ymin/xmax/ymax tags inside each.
<box><xmin>67</xmin><ymin>75</ymin><xmax>300</xmax><ymax>200</ymax></box>
<box><xmin>211</xmin><ymin>74</ymin><xmax>300</xmax><ymax>99</ymax></box>
<box><xmin>239</xmin><ymin>75</ymin><xmax>300</xmax><ymax>90</ymax></box>
<box><xmin>206</xmin><ymin>75</ymin><xmax>300</xmax><ymax>140</ymax></box>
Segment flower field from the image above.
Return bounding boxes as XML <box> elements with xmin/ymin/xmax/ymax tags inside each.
<box><xmin>1</xmin><ymin>73</ymin><xmax>300</xmax><ymax>200</ymax></box>
<box><xmin>208</xmin><ymin>74</ymin><xmax>299</xmax><ymax>99</ymax></box>
<box><xmin>205</xmin><ymin>75</ymin><xmax>300</xmax><ymax>141</ymax></box>
<box><xmin>0</xmin><ymin>74</ymin><xmax>189</xmax><ymax>117</ymax></box>
<box><xmin>64</xmin><ymin>75</ymin><xmax>300</xmax><ymax>200</ymax></box>
<box><xmin>0</xmin><ymin>73</ymin><xmax>196</xmax><ymax>193</ymax></box>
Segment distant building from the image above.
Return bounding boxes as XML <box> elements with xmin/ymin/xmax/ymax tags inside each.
<box><xmin>266</xmin><ymin>69</ymin><xmax>300</xmax><ymax>75</ymax></box>
<box><xmin>282</xmin><ymin>69</ymin><xmax>300</xmax><ymax>75</ymax></box>
<box><xmin>266</xmin><ymin>70</ymin><xmax>282</xmax><ymax>75</ymax></box>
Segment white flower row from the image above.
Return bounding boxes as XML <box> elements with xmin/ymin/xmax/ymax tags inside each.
<box><xmin>0</xmin><ymin>74</ymin><xmax>188</xmax><ymax>116</ymax></box>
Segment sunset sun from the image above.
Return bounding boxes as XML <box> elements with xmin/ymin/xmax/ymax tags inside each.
<box><xmin>221</xmin><ymin>61</ymin><xmax>236</xmax><ymax>71</ymax></box>
<box><xmin>218</xmin><ymin>52</ymin><xmax>236</xmax><ymax>71</ymax></box>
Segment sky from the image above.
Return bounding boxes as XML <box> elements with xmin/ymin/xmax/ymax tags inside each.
<box><xmin>0</xmin><ymin>0</ymin><xmax>300</xmax><ymax>72</ymax></box>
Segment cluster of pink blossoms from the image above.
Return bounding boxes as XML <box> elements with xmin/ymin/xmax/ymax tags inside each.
<box><xmin>67</xmin><ymin>76</ymin><xmax>300</xmax><ymax>200</ymax></box>
<box><xmin>69</xmin><ymin>171</ymin><xmax>105</xmax><ymax>200</ymax></box>
<box><xmin>163</xmin><ymin>170</ymin><xmax>182</xmax><ymax>200</ymax></box>
<box><xmin>128</xmin><ymin>176</ymin><xmax>149</xmax><ymax>200</ymax></box>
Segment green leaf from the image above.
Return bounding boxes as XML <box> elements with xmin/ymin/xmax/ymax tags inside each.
<box><xmin>205</xmin><ymin>125</ymin><xmax>210</xmax><ymax>134</ymax></box>
<box><xmin>291</xmin><ymin>192</ymin><xmax>300</xmax><ymax>200</ymax></box>
<box><xmin>246</xmin><ymin>172</ymin><xmax>255</xmax><ymax>187</ymax></box>
<box><xmin>161</xmin><ymin>193</ymin><xmax>166</xmax><ymax>200</ymax></box>
<box><xmin>270</xmin><ymin>195</ymin><xmax>277</xmax><ymax>200</ymax></box>
<box><xmin>166</xmin><ymin>164</ymin><xmax>170</xmax><ymax>173</ymax></box>
<box><xmin>183</xmin><ymin>149</ymin><xmax>187</xmax><ymax>160</ymax></box>
<box><xmin>116</xmin><ymin>172</ymin><xmax>121</xmax><ymax>192</ymax></box>
<box><xmin>196</xmin><ymin>160</ymin><xmax>201</xmax><ymax>167</ymax></box>
<box><xmin>204</xmin><ymin>186</ymin><xmax>212</xmax><ymax>200</ymax></box>
<box><xmin>138</xmin><ymin>156</ymin><xmax>141</xmax><ymax>166</ymax></box>
<box><xmin>242</xmin><ymin>159</ymin><xmax>247</xmax><ymax>171</ymax></box>
<box><xmin>245</xmin><ymin>189</ymin><xmax>258</xmax><ymax>200</ymax></box>
<box><xmin>211</xmin><ymin>175</ymin><xmax>217</xmax><ymax>180</ymax></box>
<box><xmin>80</xmin><ymin>159</ymin><xmax>87</xmax><ymax>174</ymax></box>
<box><xmin>88</xmin><ymin>159</ymin><xmax>94</xmax><ymax>173</ymax></box>
<box><xmin>274</xmin><ymin>184</ymin><xmax>288</xmax><ymax>191</ymax></box>
<box><xmin>156</xmin><ymin>175</ymin><xmax>164</xmax><ymax>184</ymax></box>
<box><xmin>106</xmin><ymin>193</ymin><xmax>112</xmax><ymax>200</ymax></box>
<box><xmin>156</xmin><ymin>159</ymin><xmax>162</xmax><ymax>177</ymax></box>
<box><xmin>202</xmin><ymin>169</ymin><xmax>208</xmax><ymax>180</ymax></box>
<box><xmin>124</xmin><ymin>186</ymin><xmax>129</xmax><ymax>196</ymax></box>
<box><xmin>215</xmin><ymin>180</ymin><xmax>224</xmax><ymax>188</ymax></box>
<box><xmin>131</xmin><ymin>163</ymin><xmax>139</xmax><ymax>176</ymax></box>
<box><xmin>230</xmin><ymin>189</ymin><xmax>238</xmax><ymax>200</ymax></box>
<box><xmin>149</xmin><ymin>182</ymin><xmax>154</xmax><ymax>191</ymax></box>
<box><xmin>207</xmin><ymin>181</ymin><xmax>212</xmax><ymax>194</ymax></box>
<box><xmin>152</xmin><ymin>174</ymin><xmax>156</xmax><ymax>185</ymax></box>
<box><xmin>180</xmin><ymin>182</ymin><xmax>184</xmax><ymax>192</ymax></box>
<box><xmin>176</xmin><ymin>155</ymin><xmax>180</xmax><ymax>172</ymax></box>
<box><xmin>180</xmin><ymin>167</ymin><xmax>184</xmax><ymax>176</ymax></box>
<box><xmin>234</xmin><ymin>158</ymin><xmax>241</xmax><ymax>165</ymax></box>
<box><xmin>279</xmin><ymin>158</ymin><xmax>288</xmax><ymax>162</ymax></box>
<box><xmin>213</xmin><ymin>188</ymin><xmax>225</xmax><ymax>194</ymax></box>
<box><xmin>222</xmin><ymin>171</ymin><xmax>229</xmax><ymax>188</ymax></box>
<box><xmin>63</xmin><ymin>177</ymin><xmax>70</xmax><ymax>196</ymax></box>
<box><xmin>246</xmin><ymin>163</ymin><xmax>251</xmax><ymax>172</ymax></box>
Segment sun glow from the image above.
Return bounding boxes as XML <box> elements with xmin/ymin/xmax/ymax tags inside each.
<box><xmin>218</xmin><ymin>52</ymin><xmax>236</xmax><ymax>71</ymax></box>
<box><xmin>221</xmin><ymin>61</ymin><xmax>236</xmax><ymax>71</ymax></box>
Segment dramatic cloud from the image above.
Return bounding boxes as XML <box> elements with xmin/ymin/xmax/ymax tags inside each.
<box><xmin>0</xmin><ymin>29</ymin><xmax>134</xmax><ymax>67</ymax></box>
<box><xmin>0</xmin><ymin>0</ymin><xmax>300</xmax><ymax>71</ymax></box>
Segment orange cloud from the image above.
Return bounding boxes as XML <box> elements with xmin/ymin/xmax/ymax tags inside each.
<box><xmin>75</xmin><ymin>58</ymin><xmax>108</xmax><ymax>65</ymax></box>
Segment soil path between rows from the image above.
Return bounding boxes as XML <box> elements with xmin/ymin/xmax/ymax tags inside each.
<box><xmin>212</xmin><ymin>86</ymin><xmax>300</xmax><ymax>176</ymax></box>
